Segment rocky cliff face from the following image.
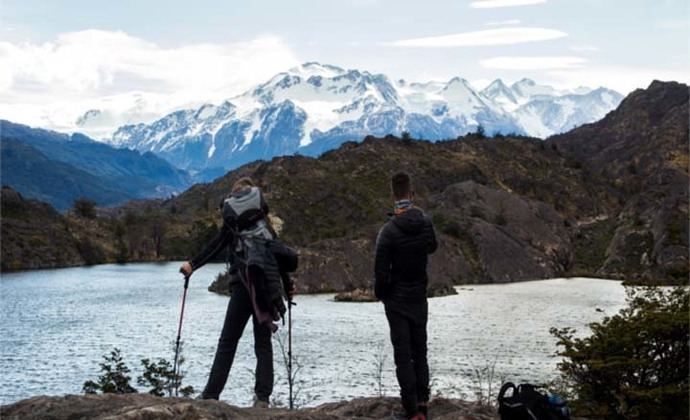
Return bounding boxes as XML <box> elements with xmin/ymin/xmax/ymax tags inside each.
<box><xmin>428</xmin><ymin>181</ymin><xmax>572</xmax><ymax>283</ymax></box>
<box><xmin>0</xmin><ymin>394</ymin><xmax>496</xmax><ymax>420</ymax></box>
<box><xmin>0</xmin><ymin>187</ymin><xmax>167</xmax><ymax>271</ymax></box>
<box><xmin>549</xmin><ymin>81</ymin><xmax>689</xmax><ymax>284</ymax></box>
<box><xmin>1</xmin><ymin>187</ymin><xmax>85</xmax><ymax>270</ymax></box>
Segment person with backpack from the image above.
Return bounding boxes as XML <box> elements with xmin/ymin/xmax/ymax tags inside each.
<box><xmin>374</xmin><ymin>172</ymin><xmax>438</xmax><ymax>420</ymax></box>
<box><xmin>179</xmin><ymin>177</ymin><xmax>296</xmax><ymax>407</ymax></box>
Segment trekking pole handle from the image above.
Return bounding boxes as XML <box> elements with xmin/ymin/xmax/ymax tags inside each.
<box><xmin>179</xmin><ymin>267</ymin><xmax>190</xmax><ymax>289</ymax></box>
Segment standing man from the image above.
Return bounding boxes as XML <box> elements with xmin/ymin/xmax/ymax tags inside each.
<box><xmin>179</xmin><ymin>177</ymin><xmax>295</xmax><ymax>407</ymax></box>
<box><xmin>374</xmin><ymin>172</ymin><xmax>437</xmax><ymax>420</ymax></box>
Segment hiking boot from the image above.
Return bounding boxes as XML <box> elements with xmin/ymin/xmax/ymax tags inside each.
<box><xmin>252</xmin><ymin>396</ymin><xmax>269</xmax><ymax>409</ymax></box>
<box><xmin>418</xmin><ymin>402</ymin><xmax>428</xmax><ymax>418</ymax></box>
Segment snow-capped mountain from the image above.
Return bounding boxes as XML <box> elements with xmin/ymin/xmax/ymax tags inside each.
<box><xmin>512</xmin><ymin>88</ymin><xmax>622</xmax><ymax>138</ymax></box>
<box><xmin>109</xmin><ymin>62</ymin><xmax>623</xmax><ymax>179</ymax></box>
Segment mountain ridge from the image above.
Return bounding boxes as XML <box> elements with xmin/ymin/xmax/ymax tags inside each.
<box><xmin>102</xmin><ymin>62</ymin><xmax>622</xmax><ymax>179</ymax></box>
<box><xmin>0</xmin><ymin>120</ymin><xmax>193</xmax><ymax>211</ymax></box>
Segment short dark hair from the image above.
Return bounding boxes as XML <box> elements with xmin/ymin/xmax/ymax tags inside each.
<box><xmin>391</xmin><ymin>172</ymin><xmax>412</xmax><ymax>199</ymax></box>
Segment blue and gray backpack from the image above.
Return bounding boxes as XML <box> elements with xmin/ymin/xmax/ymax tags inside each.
<box><xmin>498</xmin><ymin>382</ymin><xmax>571</xmax><ymax>420</ymax></box>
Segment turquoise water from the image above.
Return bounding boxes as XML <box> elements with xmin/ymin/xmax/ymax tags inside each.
<box><xmin>0</xmin><ymin>262</ymin><xmax>626</xmax><ymax>406</ymax></box>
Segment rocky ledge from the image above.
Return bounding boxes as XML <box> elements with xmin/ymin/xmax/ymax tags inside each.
<box><xmin>209</xmin><ymin>271</ymin><xmax>459</xmax><ymax>301</ymax></box>
<box><xmin>1</xmin><ymin>394</ymin><xmax>497</xmax><ymax>420</ymax></box>
<box><xmin>333</xmin><ymin>283</ymin><xmax>458</xmax><ymax>302</ymax></box>
<box><xmin>334</xmin><ymin>288</ymin><xmax>378</xmax><ymax>302</ymax></box>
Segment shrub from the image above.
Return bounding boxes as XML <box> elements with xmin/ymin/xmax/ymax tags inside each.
<box><xmin>476</xmin><ymin>124</ymin><xmax>486</xmax><ymax>139</ymax></box>
<box><xmin>84</xmin><ymin>346</ymin><xmax>194</xmax><ymax>397</ymax></box>
<box><xmin>138</xmin><ymin>357</ymin><xmax>193</xmax><ymax>397</ymax></box>
<box><xmin>432</xmin><ymin>213</ymin><xmax>462</xmax><ymax>238</ymax></box>
<box><xmin>83</xmin><ymin>348</ymin><xmax>137</xmax><ymax>394</ymax></box>
<box><xmin>441</xmin><ymin>219</ymin><xmax>462</xmax><ymax>238</ymax></box>
<box><xmin>494</xmin><ymin>212</ymin><xmax>507</xmax><ymax>226</ymax></box>
<box><xmin>75</xmin><ymin>238</ymin><xmax>107</xmax><ymax>265</ymax></box>
<box><xmin>550</xmin><ymin>287</ymin><xmax>689</xmax><ymax>419</ymax></box>
<box><xmin>73</xmin><ymin>197</ymin><xmax>97</xmax><ymax>219</ymax></box>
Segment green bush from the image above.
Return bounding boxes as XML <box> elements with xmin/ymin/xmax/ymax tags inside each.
<box><xmin>138</xmin><ymin>358</ymin><xmax>193</xmax><ymax>397</ymax></box>
<box><xmin>476</xmin><ymin>124</ymin><xmax>486</xmax><ymax>139</ymax></box>
<box><xmin>83</xmin><ymin>348</ymin><xmax>137</xmax><ymax>394</ymax></box>
<box><xmin>73</xmin><ymin>197</ymin><xmax>97</xmax><ymax>219</ymax></box>
<box><xmin>84</xmin><ymin>346</ymin><xmax>194</xmax><ymax>397</ymax></box>
<box><xmin>75</xmin><ymin>238</ymin><xmax>107</xmax><ymax>265</ymax></box>
<box><xmin>550</xmin><ymin>287</ymin><xmax>689</xmax><ymax>419</ymax></box>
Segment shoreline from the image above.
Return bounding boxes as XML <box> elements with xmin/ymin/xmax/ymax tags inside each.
<box><xmin>1</xmin><ymin>260</ymin><xmax>627</xmax><ymax>284</ymax></box>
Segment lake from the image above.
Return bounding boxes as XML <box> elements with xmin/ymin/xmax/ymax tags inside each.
<box><xmin>0</xmin><ymin>262</ymin><xmax>627</xmax><ymax>406</ymax></box>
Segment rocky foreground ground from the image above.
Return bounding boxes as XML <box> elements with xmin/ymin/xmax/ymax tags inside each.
<box><xmin>1</xmin><ymin>394</ymin><xmax>497</xmax><ymax>420</ymax></box>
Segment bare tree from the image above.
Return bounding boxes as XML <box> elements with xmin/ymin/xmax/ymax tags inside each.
<box><xmin>272</xmin><ymin>331</ymin><xmax>315</xmax><ymax>408</ymax></box>
<box><xmin>150</xmin><ymin>216</ymin><xmax>166</xmax><ymax>258</ymax></box>
<box><xmin>471</xmin><ymin>357</ymin><xmax>504</xmax><ymax>407</ymax></box>
<box><xmin>373</xmin><ymin>340</ymin><xmax>388</xmax><ymax>397</ymax></box>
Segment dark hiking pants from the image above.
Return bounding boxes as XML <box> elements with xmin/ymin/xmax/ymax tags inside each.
<box><xmin>201</xmin><ymin>282</ymin><xmax>273</xmax><ymax>401</ymax></box>
<box><xmin>384</xmin><ymin>299</ymin><xmax>430</xmax><ymax>417</ymax></box>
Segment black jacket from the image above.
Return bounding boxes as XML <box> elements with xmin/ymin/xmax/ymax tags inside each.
<box><xmin>374</xmin><ymin>207</ymin><xmax>437</xmax><ymax>303</ymax></box>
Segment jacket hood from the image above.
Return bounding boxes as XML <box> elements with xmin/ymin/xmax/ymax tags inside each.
<box><xmin>392</xmin><ymin>207</ymin><xmax>427</xmax><ymax>234</ymax></box>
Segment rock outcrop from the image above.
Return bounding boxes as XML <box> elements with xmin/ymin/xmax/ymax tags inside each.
<box><xmin>549</xmin><ymin>80</ymin><xmax>689</xmax><ymax>284</ymax></box>
<box><xmin>1</xmin><ymin>187</ymin><xmax>85</xmax><ymax>270</ymax></box>
<box><xmin>428</xmin><ymin>181</ymin><xmax>572</xmax><ymax>283</ymax></box>
<box><xmin>0</xmin><ymin>394</ymin><xmax>496</xmax><ymax>420</ymax></box>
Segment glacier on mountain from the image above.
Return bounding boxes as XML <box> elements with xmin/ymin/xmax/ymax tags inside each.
<box><xmin>108</xmin><ymin>62</ymin><xmax>623</xmax><ymax>179</ymax></box>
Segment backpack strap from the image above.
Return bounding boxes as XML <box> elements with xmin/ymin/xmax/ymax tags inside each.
<box><xmin>498</xmin><ymin>382</ymin><xmax>517</xmax><ymax>402</ymax></box>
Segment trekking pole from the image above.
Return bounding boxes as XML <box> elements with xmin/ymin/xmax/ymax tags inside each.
<box><xmin>288</xmin><ymin>297</ymin><xmax>293</xmax><ymax>410</ymax></box>
<box><xmin>173</xmin><ymin>273</ymin><xmax>190</xmax><ymax>397</ymax></box>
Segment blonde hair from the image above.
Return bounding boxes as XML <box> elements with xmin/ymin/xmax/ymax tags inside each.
<box><xmin>231</xmin><ymin>177</ymin><xmax>255</xmax><ymax>193</ymax></box>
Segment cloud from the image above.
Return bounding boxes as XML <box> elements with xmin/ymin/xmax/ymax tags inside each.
<box><xmin>485</xmin><ymin>19</ymin><xmax>522</xmax><ymax>26</ymax></box>
<box><xmin>569</xmin><ymin>44</ymin><xmax>599</xmax><ymax>52</ymax></box>
<box><xmin>545</xmin><ymin>66</ymin><xmax>690</xmax><ymax>94</ymax></box>
<box><xmin>480</xmin><ymin>56</ymin><xmax>587</xmax><ymax>70</ymax></box>
<box><xmin>0</xmin><ymin>30</ymin><xmax>300</xmax><ymax>138</ymax></box>
<box><xmin>470</xmin><ymin>0</ymin><xmax>546</xmax><ymax>8</ymax></box>
<box><xmin>386</xmin><ymin>27</ymin><xmax>566</xmax><ymax>47</ymax></box>
<box><xmin>656</xmin><ymin>18</ymin><xmax>689</xmax><ymax>30</ymax></box>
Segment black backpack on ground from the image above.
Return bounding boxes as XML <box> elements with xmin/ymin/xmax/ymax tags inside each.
<box><xmin>498</xmin><ymin>382</ymin><xmax>571</xmax><ymax>420</ymax></box>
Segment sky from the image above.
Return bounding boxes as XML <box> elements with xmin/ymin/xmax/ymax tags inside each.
<box><xmin>1</xmin><ymin>0</ymin><xmax>688</xmax><ymax>137</ymax></box>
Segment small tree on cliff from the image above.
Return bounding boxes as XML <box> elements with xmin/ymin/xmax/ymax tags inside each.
<box><xmin>550</xmin><ymin>287</ymin><xmax>689</xmax><ymax>419</ymax></box>
<box><xmin>73</xmin><ymin>197</ymin><xmax>97</xmax><ymax>219</ymax></box>
<box><xmin>84</xmin><ymin>346</ymin><xmax>194</xmax><ymax>397</ymax></box>
<box><xmin>477</xmin><ymin>124</ymin><xmax>487</xmax><ymax>138</ymax></box>
<box><xmin>83</xmin><ymin>348</ymin><xmax>137</xmax><ymax>394</ymax></box>
<box><xmin>137</xmin><ymin>341</ymin><xmax>194</xmax><ymax>397</ymax></box>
